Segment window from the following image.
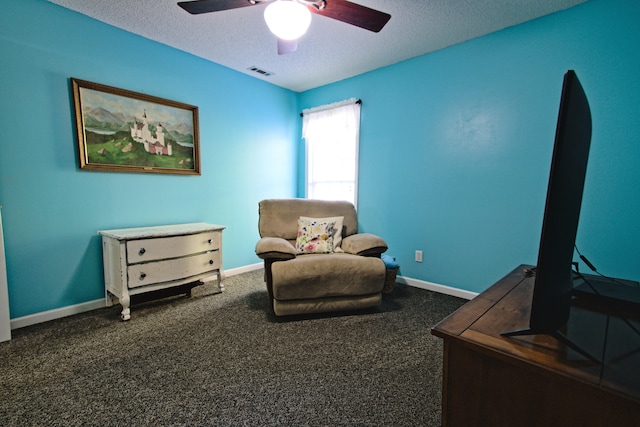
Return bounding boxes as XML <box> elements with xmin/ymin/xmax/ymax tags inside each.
<box><xmin>302</xmin><ymin>98</ymin><xmax>361</xmax><ymax>207</ymax></box>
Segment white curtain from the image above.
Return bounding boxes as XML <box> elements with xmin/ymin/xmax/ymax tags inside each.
<box><xmin>302</xmin><ymin>98</ymin><xmax>361</xmax><ymax>206</ymax></box>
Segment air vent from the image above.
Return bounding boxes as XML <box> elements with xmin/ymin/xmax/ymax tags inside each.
<box><xmin>247</xmin><ymin>66</ymin><xmax>274</xmax><ymax>77</ymax></box>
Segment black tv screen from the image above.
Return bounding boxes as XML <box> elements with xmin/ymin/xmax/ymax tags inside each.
<box><xmin>496</xmin><ymin>70</ymin><xmax>591</xmax><ymax>340</ymax></box>
<box><xmin>501</xmin><ymin>70</ymin><xmax>592</xmax><ymax>347</ymax></box>
<box><xmin>530</xmin><ymin>70</ymin><xmax>592</xmax><ymax>332</ymax></box>
<box><xmin>503</xmin><ymin>71</ymin><xmax>638</xmax><ymax>361</ymax></box>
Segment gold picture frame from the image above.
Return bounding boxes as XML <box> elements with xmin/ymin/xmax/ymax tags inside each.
<box><xmin>71</xmin><ymin>78</ymin><xmax>200</xmax><ymax>175</ymax></box>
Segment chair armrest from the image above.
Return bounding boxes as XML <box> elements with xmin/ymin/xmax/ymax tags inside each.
<box><xmin>341</xmin><ymin>233</ymin><xmax>388</xmax><ymax>257</ymax></box>
<box><xmin>255</xmin><ymin>237</ymin><xmax>296</xmax><ymax>260</ymax></box>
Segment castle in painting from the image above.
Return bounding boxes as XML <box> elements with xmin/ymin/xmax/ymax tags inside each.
<box><xmin>130</xmin><ymin>110</ymin><xmax>172</xmax><ymax>155</ymax></box>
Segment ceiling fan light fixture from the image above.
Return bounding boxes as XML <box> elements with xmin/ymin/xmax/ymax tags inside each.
<box><xmin>264</xmin><ymin>0</ymin><xmax>312</xmax><ymax>41</ymax></box>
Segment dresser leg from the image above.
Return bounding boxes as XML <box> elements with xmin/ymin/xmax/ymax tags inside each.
<box><xmin>218</xmin><ymin>271</ymin><xmax>225</xmax><ymax>292</ymax></box>
<box><xmin>120</xmin><ymin>293</ymin><xmax>131</xmax><ymax>321</ymax></box>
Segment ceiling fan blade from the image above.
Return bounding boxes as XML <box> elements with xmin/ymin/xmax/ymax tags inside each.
<box><xmin>310</xmin><ymin>0</ymin><xmax>391</xmax><ymax>33</ymax></box>
<box><xmin>277</xmin><ymin>38</ymin><xmax>298</xmax><ymax>55</ymax></box>
<box><xmin>178</xmin><ymin>0</ymin><xmax>259</xmax><ymax>15</ymax></box>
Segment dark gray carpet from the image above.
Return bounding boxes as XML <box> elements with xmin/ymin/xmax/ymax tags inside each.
<box><xmin>0</xmin><ymin>270</ymin><xmax>465</xmax><ymax>426</ymax></box>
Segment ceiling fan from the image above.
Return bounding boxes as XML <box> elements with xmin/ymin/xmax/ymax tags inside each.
<box><xmin>177</xmin><ymin>0</ymin><xmax>391</xmax><ymax>55</ymax></box>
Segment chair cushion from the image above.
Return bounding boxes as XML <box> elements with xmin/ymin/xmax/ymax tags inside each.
<box><xmin>271</xmin><ymin>254</ymin><xmax>385</xmax><ymax>300</ymax></box>
<box><xmin>259</xmin><ymin>199</ymin><xmax>358</xmax><ymax>240</ymax></box>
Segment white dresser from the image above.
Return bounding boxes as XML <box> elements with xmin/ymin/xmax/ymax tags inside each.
<box><xmin>98</xmin><ymin>223</ymin><xmax>225</xmax><ymax>320</ymax></box>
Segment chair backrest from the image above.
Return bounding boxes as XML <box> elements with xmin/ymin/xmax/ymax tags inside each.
<box><xmin>258</xmin><ymin>199</ymin><xmax>358</xmax><ymax>240</ymax></box>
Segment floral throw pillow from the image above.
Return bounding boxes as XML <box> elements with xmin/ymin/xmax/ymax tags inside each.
<box><xmin>299</xmin><ymin>216</ymin><xmax>345</xmax><ymax>252</ymax></box>
<box><xmin>296</xmin><ymin>218</ymin><xmax>336</xmax><ymax>254</ymax></box>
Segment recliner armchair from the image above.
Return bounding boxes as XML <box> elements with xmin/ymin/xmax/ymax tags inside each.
<box><xmin>256</xmin><ymin>198</ymin><xmax>388</xmax><ymax>316</ymax></box>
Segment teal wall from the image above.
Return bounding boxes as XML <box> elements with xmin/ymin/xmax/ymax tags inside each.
<box><xmin>298</xmin><ymin>0</ymin><xmax>640</xmax><ymax>292</ymax></box>
<box><xmin>2</xmin><ymin>0</ymin><xmax>639</xmax><ymax>320</ymax></box>
<box><xmin>0</xmin><ymin>0</ymin><xmax>298</xmax><ymax>318</ymax></box>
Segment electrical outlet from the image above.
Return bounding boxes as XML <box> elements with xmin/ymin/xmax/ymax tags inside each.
<box><xmin>415</xmin><ymin>250</ymin><xmax>423</xmax><ymax>263</ymax></box>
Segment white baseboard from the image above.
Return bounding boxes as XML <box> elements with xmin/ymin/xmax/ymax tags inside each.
<box><xmin>9</xmin><ymin>264</ymin><xmax>471</xmax><ymax>331</ymax></box>
<box><xmin>10</xmin><ymin>263</ymin><xmax>266</xmax><ymax>331</ymax></box>
<box><xmin>398</xmin><ymin>275</ymin><xmax>478</xmax><ymax>300</ymax></box>
<box><xmin>224</xmin><ymin>263</ymin><xmax>263</xmax><ymax>276</ymax></box>
<box><xmin>10</xmin><ymin>298</ymin><xmax>107</xmax><ymax>330</ymax></box>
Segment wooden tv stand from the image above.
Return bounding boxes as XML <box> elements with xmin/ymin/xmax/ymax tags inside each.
<box><xmin>431</xmin><ymin>264</ymin><xmax>640</xmax><ymax>427</ymax></box>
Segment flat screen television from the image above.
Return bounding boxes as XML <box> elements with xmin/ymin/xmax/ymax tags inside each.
<box><xmin>502</xmin><ymin>70</ymin><xmax>595</xmax><ymax>359</ymax></box>
<box><xmin>531</xmin><ymin>69</ymin><xmax>592</xmax><ymax>331</ymax></box>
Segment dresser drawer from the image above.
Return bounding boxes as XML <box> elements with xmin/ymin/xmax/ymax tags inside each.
<box><xmin>127</xmin><ymin>250</ymin><xmax>221</xmax><ymax>288</ymax></box>
<box><xmin>126</xmin><ymin>231</ymin><xmax>221</xmax><ymax>264</ymax></box>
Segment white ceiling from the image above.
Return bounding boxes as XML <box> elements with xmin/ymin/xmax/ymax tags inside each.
<box><xmin>48</xmin><ymin>0</ymin><xmax>587</xmax><ymax>92</ymax></box>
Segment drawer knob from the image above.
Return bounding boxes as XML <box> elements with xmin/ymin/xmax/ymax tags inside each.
<box><xmin>139</xmin><ymin>248</ymin><xmax>146</xmax><ymax>256</ymax></box>
<box><xmin>140</xmin><ymin>273</ymin><xmax>146</xmax><ymax>280</ymax></box>
<box><xmin>208</xmin><ymin>239</ymin><xmax>212</xmax><ymax>244</ymax></box>
<box><xmin>209</xmin><ymin>259</ymin><xmax>214</xmax><ymax>265</ymax></box>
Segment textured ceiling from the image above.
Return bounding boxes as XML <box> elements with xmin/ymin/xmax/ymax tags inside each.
<box><xmin>48</xmin><ymin>0</ymin><xmax>587</xmax><ymax>92</ymax></box>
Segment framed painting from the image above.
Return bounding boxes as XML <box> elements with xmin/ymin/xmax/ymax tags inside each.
<box><xmin>71</xmin><ymin>78</ymin><xmax>200</xmax><ymax>175</ymax></box>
